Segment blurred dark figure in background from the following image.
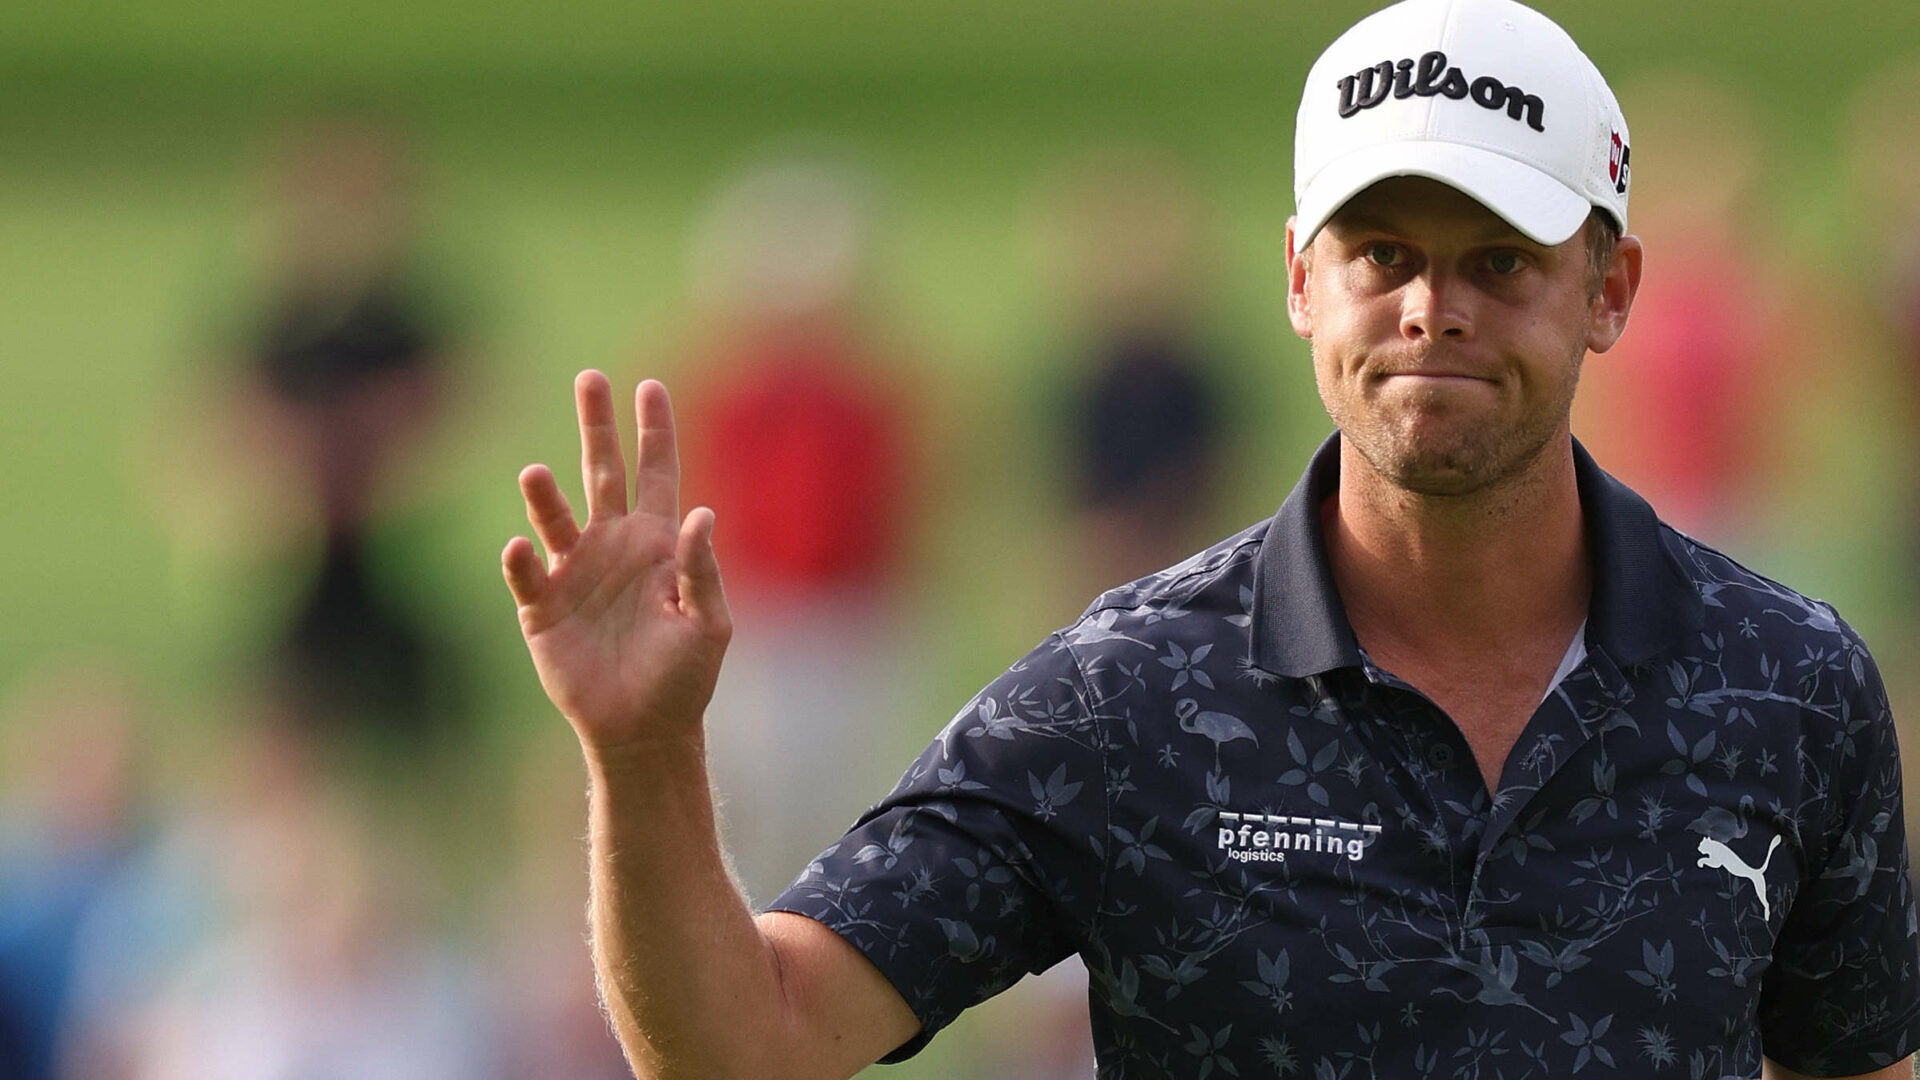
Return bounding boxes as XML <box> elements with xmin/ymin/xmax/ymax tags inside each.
<box><xmin>1847</xmin><ymin>60</ymin><xmax>1920</xmax><ymax>575</ymax></box>
<box><xmin>1570</xmin><ymin>74</ymin><xmax>1797</xmax><ymax>550</ymax></box>
<box><xmin>0</xmin><ymin>661</ymin><xmax>149</xmax><ymax>1080</ymax></box>
<box><xmin>236</xmin><ymin>114</ymin><xmax>462</xmax><ymax>735</ymax></box>
<box><xmin>1035</xmin><ymin>147</ymin><xmax>1226</xmax><ymax>597</ymax></box>
<box><xmin>978</xmin><ymin>144</ymin><xmax>1239</xmax><ymax>1080</ymax></box>
<box><xmin>0</xmin><ymin>1001</ymin><xmax>25</xmax><ymax>1080</ymax></box>
<box><xmin>1843</xmin><ymin>57</ymin><xmax>1920</xmax><ymax>888</ymax></box>
<box><xmin>666</xmin><ymin>152</ymin><xmax>922</xmax><ymax>905</ymax></box>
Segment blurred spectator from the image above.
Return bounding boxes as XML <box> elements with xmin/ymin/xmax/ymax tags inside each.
<box><xmin>485</xmin><ymin>738</ymin><xmax>632</xmax><ymax>1080</ymax></box>
<box><xmin>0</xmin><ymin>661</ymin><xmax>149</xmax><ymax>1080</ymax></box>
<box><xmin>970</xmin><ymin>143</ymin><xmax>1242</xmax><ymax>1080</ymax></box>
<box><xmin>61</xmin><ymin>715</ymin><xmax>498</xmax><ymax>1080</ymax></box>
<box><xmin>960</xmin><ymin>956</ymin><xmax>1097</xmax><ymax>1080</ymax></box>
<box><xmin>666</xmin><ymin>151</ymin><xmax>923</xmax><ymax>905</ymax></box>
<box><xmin>0</xmin><ymin>999</ymin><xmax>26</xmax><ymax>1080</ymax></box>
<box><xmin>230</xmin><ymin>113</ymin><xmax>465</xmax><ymax>736</ymax></box>
<box><xmin>1842</xmin><ymin>57</ymin><xmax>1920</xmax><ymax>886</ymax></box>
<box><xmin>1032</xmin><ymin>146</ymin><xmax>1228</xmax><ymax>597</ymax></box>
<box><xmin>1570</xmin><ymin>73</ymin><xmax>1801</xmax><ymax>549</ymax></box>
<box><xmin>1845</xmin><ymin>59</ymin><xmax>1920</xmax><ymax>568</ymax></box>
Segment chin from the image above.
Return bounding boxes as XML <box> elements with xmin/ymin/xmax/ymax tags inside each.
<box><xmin>1374</xmin><ymin>447</ymin><xmax>1500</xmax><ymax>496</ymax></box>
<box><xmin>1354</xmin><ymin>416</ymin><xmax>1534</xmax><ymax>498</ymax></box>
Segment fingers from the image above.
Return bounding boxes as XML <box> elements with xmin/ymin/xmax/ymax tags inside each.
<box><xmin>575</xmin><ymin>370</ymin><xmax>629</xmax><ymax>519</ymax></box>
<box><xmin>519</xmin><ymin>464</ymin><xmax>580</xmax><ymax>557</ymax></box>
<box><xmin>675</xmin><ymin>507</ymin><xmax>732</xmax><ymax>638</ymax></box>
<box><xmin>634</xmin><ymin>379</ymin><xmax>681</xmax><ymax>523</ymax></box>
<box><xmin>502</xmin><ymin>536</ymin><xmax>547</xmax><ymax>606</ymax></box>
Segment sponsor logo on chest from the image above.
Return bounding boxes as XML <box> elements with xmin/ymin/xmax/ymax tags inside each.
<box><xmin>1216</xmin><ymin>809</ymin><xmax>1382</xmax><ymax>864</ymax></box>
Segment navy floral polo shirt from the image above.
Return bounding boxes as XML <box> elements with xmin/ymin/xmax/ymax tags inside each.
<box><xmin>769</xmin><ymin>434</ymin><xmax>1920</xmax><ymax>1078</ymax></box>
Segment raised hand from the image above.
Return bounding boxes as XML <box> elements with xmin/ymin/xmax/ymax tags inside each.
<box><xmin>502</xmin><ymin>371</ymin><xmax>731</xmax><ymax>752</ymax></box>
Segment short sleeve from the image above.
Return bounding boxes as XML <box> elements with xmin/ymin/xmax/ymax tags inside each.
<box><xmin>1758</xmin><ymin>625</ymin><xmax>1920</xmax><ymax>1075</ymax></box>
<box><xmin>764</xmin><ymin>633</ymin><xmax>1108</xmax><ymax>1062</ymax></box>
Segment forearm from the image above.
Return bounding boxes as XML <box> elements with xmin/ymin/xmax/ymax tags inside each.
<box><xmin>583</xmin><ymin>734</ymin><xmax>789</xmax><ymax>1080</ymax></box>
<box><xmin>510</xmin><ymin>375</ymin><xmax>910</xmax><ymax>1077</ymax></box>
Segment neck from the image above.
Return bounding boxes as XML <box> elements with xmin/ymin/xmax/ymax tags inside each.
<box><xmin>1324</xmin><ymin>433</ymin><xmax>1591</xmax><ymax>659</ymax></box>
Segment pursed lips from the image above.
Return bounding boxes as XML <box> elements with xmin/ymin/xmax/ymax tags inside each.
<box><xmin>1377</xmin><ymin>370</ymin><xmax>1494</xmax><ymax>384</ymax></box>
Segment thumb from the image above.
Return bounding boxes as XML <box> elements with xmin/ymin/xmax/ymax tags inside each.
<box><xmin>675</xmin><ymin>507</ymin><xmax>732</xmax><ymax>638</ymax></box>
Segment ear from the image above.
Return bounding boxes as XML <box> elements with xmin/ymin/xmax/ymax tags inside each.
<box><xmin>1286</xmin><ymin>217</ymin><xmax>1313</xmax><ymax>339</ymax></box>
<box><xmin>1585</xmin><ymin>233</ymin><xmax>1643</xmax><ymax>354</ymax></box>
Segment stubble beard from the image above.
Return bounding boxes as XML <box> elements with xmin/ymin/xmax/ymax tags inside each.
<box><xmin>1317</xmin><ymin>342</ymin><xmax>1583</xmax><ymax>499</ymax></box>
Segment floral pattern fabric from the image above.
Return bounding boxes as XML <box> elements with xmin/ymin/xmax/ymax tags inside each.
<box><xmin>769</xmin><ymin>436</ymin><xmax>1920</xmax><ymax>1078</ymax></box>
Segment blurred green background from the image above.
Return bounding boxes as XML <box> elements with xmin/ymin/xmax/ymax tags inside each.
<box><xmin>7</xmin><ymin>0</ymin><xmax>1919</xmax><ymax>728</ymax></box>
<box><xmin>5</xmin><ymin>0</ymin><xmax>1920</xmax><ymax>1075</ymax></box>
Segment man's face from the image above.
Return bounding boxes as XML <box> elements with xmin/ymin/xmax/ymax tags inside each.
<box><xmin>1287</xmin><ymin>176</ymin><xmax>1632</xmax><ymax>498</ymax></box>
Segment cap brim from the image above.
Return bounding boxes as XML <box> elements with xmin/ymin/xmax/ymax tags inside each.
<box><xmin>1293</xmin><ymin>141</ymin><xmax>1592</xmax><ymax>254</ymax></box>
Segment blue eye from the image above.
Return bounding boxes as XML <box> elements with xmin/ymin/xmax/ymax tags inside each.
<box><xmin>1367</xmin><ymin>244</ymin><xmax>1402</xmax><ymax>267</ymax></box>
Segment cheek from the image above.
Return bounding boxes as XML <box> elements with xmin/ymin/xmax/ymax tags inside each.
<box><xmin>1516</xmin><ymin>310</ymin><xmax>1592</xmax><ymax>383</ymax></box>
<box><xmin>1304</xmin><ymin>282</ymin><xmax>1391</xmax><ymax>363</ymax></box>
<box><xmin>1308</xmin><ymin>340</ymin><xmax>1363</xmax><ymax>427</ymax></box>
<box><xmin>1511</xmin><ymin>277</ymin><xmax>1597</xmax><ymax>351</ymax></box>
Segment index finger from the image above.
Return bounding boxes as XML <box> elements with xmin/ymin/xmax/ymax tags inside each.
<box><xmin>634</xmin><ymin>379</ymin><xmax>681</xmax><ymax>523</ymax></box>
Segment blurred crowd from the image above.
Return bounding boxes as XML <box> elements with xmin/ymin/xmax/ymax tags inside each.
<box><xmin>9</xmin><ymin>52</ymin><xmax>1920</xmax><ymax>1078</ymax></box>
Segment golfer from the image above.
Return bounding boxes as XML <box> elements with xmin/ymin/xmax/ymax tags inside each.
<box><xmin>500</xmin><ymin>0</ymin><xmax>1920</xmax><ymax>1075</ymax></box>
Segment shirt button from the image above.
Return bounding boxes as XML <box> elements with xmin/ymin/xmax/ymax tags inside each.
<box><xmin>1427</xmin><ymin>743</ymin><xmax>1455</xmax><ymax>769</ymax></box>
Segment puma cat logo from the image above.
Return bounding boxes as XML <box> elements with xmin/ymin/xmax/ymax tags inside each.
<box><xmin>1697</xmin><ymin>835</ymin><xmax>1781</xmax><ymax>920</ymax></box>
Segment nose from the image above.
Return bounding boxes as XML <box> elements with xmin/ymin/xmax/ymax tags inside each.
<box><xmin>1399</xmin><ymin>271</ymin><xmax>1472</xmax><ymax>341</ymax></box>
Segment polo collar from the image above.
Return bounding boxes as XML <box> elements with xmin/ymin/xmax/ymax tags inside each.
<box><xmin>1251</xmin><ymin>432</ymin><xmax>1705</xmax><ymax>678</ymax></box>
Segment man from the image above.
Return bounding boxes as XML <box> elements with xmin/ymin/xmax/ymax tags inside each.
<box><xmin>499</xmin><ymin>0</ymin><xmax>1920</xmax><ymax>1076</ymax></box>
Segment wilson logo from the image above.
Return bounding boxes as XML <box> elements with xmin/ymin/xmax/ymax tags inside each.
<box><xmin>1337</xmin><ymin>49</ymin><xmax>1546</xmax><ymax>133</ymax></box>
<box><xmin>1609</xmin><ymin>130</ymin><xmax>1632</xmax><ymax>195</ymax></box>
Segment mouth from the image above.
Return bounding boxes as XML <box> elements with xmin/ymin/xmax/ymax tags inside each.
<box><xmin>1378</xmin><ymin>371</ymin><xmax>1494</xmax><ymax>385</ymax></box>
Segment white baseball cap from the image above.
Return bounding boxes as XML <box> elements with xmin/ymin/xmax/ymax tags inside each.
<box><xmin>1292</xmin><ymin>0</ymin><xmax>1631</xmax><ymax>254</ymax></box>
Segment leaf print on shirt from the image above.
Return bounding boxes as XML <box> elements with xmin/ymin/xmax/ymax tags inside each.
<box><xmin>1028</xmin><ymin>764</ymin><xmax>1084</xmax><ymax>821</ymax></box>
<box><xmin>1276</xmin><ymin>726</ymin><xmax>1339</xmax><ymax>808</ymax></box>
<box><xmin>937</xmin><ymin>758</ymin><xmax>989</xmax><ymax>792</ymax></box>
<box><xmin>1111</xmin><ymin>817</ymin><xmax>1173</xmax><ymax>875</ymax></box>
<box><xmin>1636</xmin><ymin>1024</ymin><xmax>1677</xmax><ymax>1067</ymax></box>
<box><xmin>1183</xmin><ymin>1023</ymin><xmax>1235</xmax><ymax>1079</ymax></box>
<box><xmin>1568</xmin><ymin>757</ymin><xmax>1618</xmax><ymax>825</ymax></box>
<box><xmin>1258</xmin><ymin>1034</ymin><xmax>1301</xmax><ymax>1076</ymax></box>
<box><xmin>952</xmin><ymin>849</ymin><xmax>1014</xmax><ymax>914</ymax></box>
<box><xmin>853</xmin><ymin>814</ymin><xmax>918</xmax><ymax>871</ymax></box>
<box><xmin>1636</xmin><ymin>793</ymin><xmax>1671</xmax><ymax>841</ymax></box>
<box><xmin>1161</xmin><ymin>640</ymin><xmax>1217</xmax><ymax>691</ymax></box>
<box><xmin>1626</xmin><ymin>939</ymin><xmax>1678</xmax><ymax>1003</ymax></box>
<box><xmin>1557</xmin><ymin>1012</ymin><xmax>1615</xmax><ymax>1072</ymax></box>
<box><xmin>1238</xmin><ymin>948</ymin><xmax>1293</xmax><ymax>1013</ymax></box>
<box><xmin>967</xmin><ymin>696</ymin><xmax>1026</xmax><ymax>742</ymax></box>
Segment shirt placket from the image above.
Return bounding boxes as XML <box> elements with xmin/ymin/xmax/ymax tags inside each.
<box><xmin>1358</xmin><ymin>647</ymin><xmax>1638</xmax><ymax>948</ymax></box>
<box><xmin>1464</xmin><ymin>646</ymin><xmax>1637</xmax><ymax>943</ymax></box>
<box><xmin>1351</xmin><ymin>660</ymin><xmax>1487</xmax><ymax>948</ymax></box>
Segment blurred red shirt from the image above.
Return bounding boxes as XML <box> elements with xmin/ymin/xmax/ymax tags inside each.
<box><xmin>678</xmin><ymin>322</ymin><xmax>914</xmax><ymax>598</ymax></box>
